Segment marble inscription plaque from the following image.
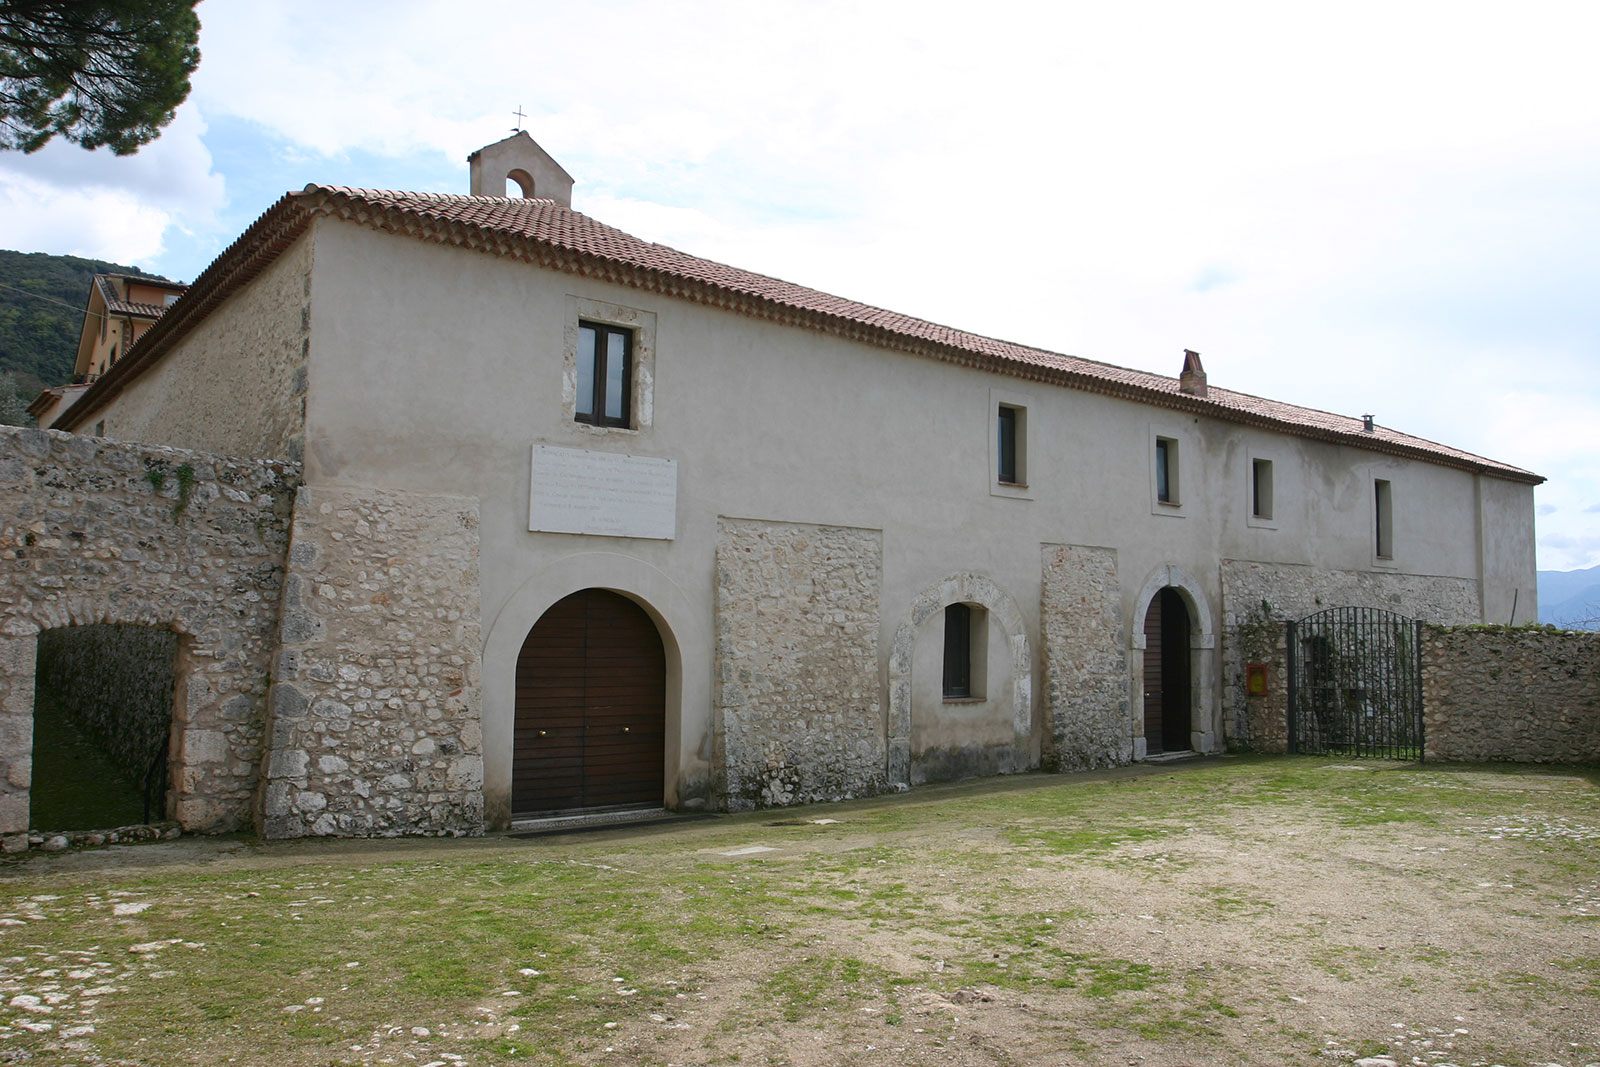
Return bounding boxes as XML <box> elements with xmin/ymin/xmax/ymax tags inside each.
<box><xmin>528</xmin><ymin>445</ymin><xmax>677</xmax><ymax>540</ymax></box>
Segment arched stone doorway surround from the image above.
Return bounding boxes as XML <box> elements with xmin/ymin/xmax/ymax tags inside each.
<box><xmin>1130</xmin><ymin>564</ymin><xmax>1218</xmax><ymax>758</ymax></box>
<box><xmin>0</xmin><ymin>603</ymin><xmax>235</xmax><ymax>847</ymax></box>
<box><xmin>886</xmin><ymin>572</ymin><xmax>1033</xmax><ymax>789</ymax></box>
<box><xmin>482</xmin><ymin>552</ymin><xmax>708</xmax><ymax>828</ymax></box>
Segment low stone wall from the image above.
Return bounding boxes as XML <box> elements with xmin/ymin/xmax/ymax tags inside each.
<box><xmin>1219</xmin><ymin>560</ymin><xmax>1479</xmax><ymax>750</ymax></box>
<box><xmin>1423</xmin><ymin>626</ymin><xmax>1600</xmax><ymax>763</ymax></box>
<box><xmin>0</xmin><ymin>425</ymin><xmax>297</xmax><ymax>846</ymax></box>
<box><xmin>1040</xmin><ymin>544</ymin><xmax>1129</xmax><ymax>770</ymax></box>
<box><xmin>714</xmin><ymin>518</ymin><xmax>884</xmax><ymax>809</ymax></box>
<box><xmin>260</xmin><ymin>485</ymin><xmax>485</xmax><ymax>838</ymax></box>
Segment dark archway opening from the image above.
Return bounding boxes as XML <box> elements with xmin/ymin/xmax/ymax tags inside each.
<box><xmin>31</xmin><ymin>624</ymin><xmax>177</xmax><ymax>830</ymax></box>
<box><xmin>514</xmin><ymin>590</ymin><xmax>666</xmax><ymax>815</ymax></box>
<box><xmin>1142</xmin><ymin>587</ymin><xmax>1192</xmax><ymax>755</ymax></box>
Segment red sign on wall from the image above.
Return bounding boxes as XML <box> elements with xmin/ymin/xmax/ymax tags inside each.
<box><xmin>1246</xmin><ymin>663</ymin><xmax>1268</xmax><ymax>696</ymax></box>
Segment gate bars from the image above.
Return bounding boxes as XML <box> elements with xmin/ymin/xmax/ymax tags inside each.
<box><xmin>1286</xmin><ymin>607</ymin><xmax>1424</xmax><ymax>760</ymax></box>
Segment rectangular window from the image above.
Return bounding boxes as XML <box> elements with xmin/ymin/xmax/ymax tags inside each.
<box><xmin>1155</xmin><ymin>436</ymin><xmax>1179</xmax><ymax>504</ymax></box>
<box><xmin>997</xmin><ymin>405</ymin><xmax>1019</xmax><ymax>484</ymax></box>
<box><xmin>943</xmin><ymin>603</ymin><xmax>971</xmax><ymax>699</ymax></box>
<box><xmin>1374</xmin><ymin>478</ymin><xmax>1393</xmax><ymax>559</ymax></box>
<box><xmin>942</xmin><ymin>603</ymin><xmax>989</xmax><ymax>700</ymax></box>
<box><xmin>575</xmin><ymin>320</ymin><xmax>632</xmax><ymax>427</ymax></box>
<box><xmin>1251</xmin><ymin>458</ymin><xmax>1273</xmax><ymax>519</ymax></box>
<box><xmin>989</xmin><ymin>390</ymin><xmax>1032</xmax><ymax>498</ymax></box>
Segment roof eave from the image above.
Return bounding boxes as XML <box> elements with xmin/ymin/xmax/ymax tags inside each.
<box><xmin>55</xmin><ymin>186</ymin><xmax>1547</xmax><ymax>487</ymax></box>
<box><xmin>57</xmin><ymin>191</ymin><xmax>323</xmax><ymax>433</ymax></box>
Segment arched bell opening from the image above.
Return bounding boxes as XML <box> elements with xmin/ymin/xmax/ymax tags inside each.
<box><xmin>506</xmin><ymin>167</ymin><xmax>536</xmax><ymax>198</ymax></box>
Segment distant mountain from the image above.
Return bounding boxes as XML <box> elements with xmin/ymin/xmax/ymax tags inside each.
<box><xmin>0</xmin><ymin>249</ymin><xmax>173</xmax><ymax>397</ymax></box>
<box><xmin>1538</xmin><ymin>564</ymin><xmax>1600</xmax><ymax>629</ymax></box>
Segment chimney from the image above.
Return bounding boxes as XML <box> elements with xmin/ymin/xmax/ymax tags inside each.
<box><xmin>1178</xmin><ymin>349</ymin><xmax>1207</xmax><ymax>398</ymax></box>
<box><xmin>1363</xmin><ymin>414</ymin><xmax>1375</xmax><ymax>432</ymax></box>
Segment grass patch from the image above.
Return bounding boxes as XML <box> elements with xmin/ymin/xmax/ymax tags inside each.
<box><xmin>757</xmin><ymin>954</ymin><xmax>892</xmax><ymax>1022</ymax></box>
<box><xmin>0</xmin><ymin>756</ymin><xmax>1594</xmax><ymax>1065</ymax></box>
<box><xmin>1001</xmin><ymin>823</ymin><xmax>1170</xmax><ymax>856</ymax></box>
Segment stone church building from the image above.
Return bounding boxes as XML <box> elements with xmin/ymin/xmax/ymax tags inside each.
<box><xmin>8</xmin><ymin>133</ymin><xmax>1540</xmax><ymax>839</ymax></box>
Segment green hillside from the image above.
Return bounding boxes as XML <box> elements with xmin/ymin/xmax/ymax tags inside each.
<box><xmin>0</xmin><ymin>249</ymin><xmax>172</xmax><ymax>398</ymax></box>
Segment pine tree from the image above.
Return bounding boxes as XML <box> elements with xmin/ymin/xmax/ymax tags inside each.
<box><xmin>0</xmin><ymin>1</ymin><xmax>201</xmax><ymax>154</ymax></box>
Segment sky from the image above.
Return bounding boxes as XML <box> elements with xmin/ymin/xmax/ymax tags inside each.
<box><xmin>1</xmin><ymin>0</ymin><xmax>1597</xmax><ymax>571</ymax></box>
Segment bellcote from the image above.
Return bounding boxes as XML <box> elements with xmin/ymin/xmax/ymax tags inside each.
<box><xmin>468</xmin><ymin>131</ymin><xmax>574</xmax><ymax>207</ymax></box>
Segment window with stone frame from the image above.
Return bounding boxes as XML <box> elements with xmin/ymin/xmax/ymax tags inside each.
<box><xmin>1156</xmin><ymin>436</ymin><xmax>1180</xmax><ymax>504</ymax></box>
<box><xmin>1374</xmin><ymin>478</ymin><xmax>1394</xmax><ymax>559</ymax></box>
<box><xmin>575</xmin><ymin>320</ymin><xmax>633</xmax><ymax>428</ymax></box>
<box><xmin>1252</xmin><ymin>458</ymin><xmax>1273</xmax><ymax>519</ymax></box>
<box><xmin>997</xmin><ymin>405</ymin><xmax>1022</xmax><ymax>485</ymax></box>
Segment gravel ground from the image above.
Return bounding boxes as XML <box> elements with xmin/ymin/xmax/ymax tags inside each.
<box><xmin>0</xmin><ymin>756</ymin><xmax>1594</xmax><ymax>1067</ymax></box>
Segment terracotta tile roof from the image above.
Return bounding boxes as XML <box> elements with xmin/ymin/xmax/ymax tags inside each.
<box><xmin>106</xmin><ymin>297</ymin><xmax>168</xmax><ymax>318</ymax></box>
<box><xmin>62</xmin><ymin>185</ymin><xmax>1542</xmax><ymax>484</ymax></box>
<box><xmin>94</xmin><ymin>274</ymin><xmax>179</xmax><ymax>319</ymax></box>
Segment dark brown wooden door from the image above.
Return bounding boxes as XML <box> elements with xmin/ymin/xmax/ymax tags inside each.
<box><xmin>1143</xmin><ymin>588</ymin><xmax>1192</xmax><ymax>756</ymax></box>
<box><xmin>1143</xmin><ymin>594</ymin><xmax>1166</xmax><ymax>755</ymax></box>
<box><xmin>513</xmin><ymin>590</ymin><xmax>665</xmax><ymax>814</ymax></box>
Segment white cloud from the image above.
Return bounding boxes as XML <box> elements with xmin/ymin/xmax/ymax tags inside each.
<box><xmin>0</xmin><ymin>103</ymin><xmax>224</xmax><ymax>268</ymax></box>
<box><xmin>7</xmin><ymin>0</ymin><xmax>1595</xmax><ymax>564</ymax></box>
<box><xmin>0</xmin><ymin>171</ymin><xmax>172</xmax><ymax>266</ymax></box>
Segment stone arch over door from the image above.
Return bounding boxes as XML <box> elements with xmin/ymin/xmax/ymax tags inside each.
<box><xmin>887</xmin><ymin>573</ymin><xmax>1033</xmax><ymax>789</ymax></box>
<box><xmin>1130</xmin><ymin>564</ymin><xmax>1218</xmax><ymax>758</ymax></box>
<box><xmin>482</xmin><ymin>552</ymin><xmax>708</xmax><ymax>828</ymax></box>
<box><xmin>1</xmin><ymin>603</ymin><xmax>254</xmax><ymax>849</ymax></box>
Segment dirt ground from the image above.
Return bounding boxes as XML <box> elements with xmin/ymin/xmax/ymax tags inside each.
<box><xmin>0</xmin><ymin>756</ymin><xmax>1596</xmax><ymax>1067</ymax></box>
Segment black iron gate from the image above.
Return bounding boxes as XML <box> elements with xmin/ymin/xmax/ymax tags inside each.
<box><xmin>1287</xmin><ymin>607</ymin><xmax>1423</xmax><ymax>760</ymax></box>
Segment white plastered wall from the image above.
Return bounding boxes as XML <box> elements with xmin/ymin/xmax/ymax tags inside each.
<box><xmin>89</xmin><ymin>215</ymin><xmax>1538</xmax><ymax>824</ymax></box>
<box><xmin>295</xmin><ymin>221</ymin><xmax>1532</xmax><ymax>810</ymax></box>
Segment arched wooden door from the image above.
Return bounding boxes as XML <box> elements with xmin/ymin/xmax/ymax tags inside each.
<box><xmin>1142</xmin><ymin>587</ymin><xmax>1192</xmax><ymax>755</ymax></box>
<box><xmin>513</xmin><ymin>590</ymin><xmax>666</xmax><ymax>814</ymax></box>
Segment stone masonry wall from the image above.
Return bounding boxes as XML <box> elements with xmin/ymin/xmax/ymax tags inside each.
<box><xmin>1232</xmin><ymin>621</ymin><xmax>1291</xmax><ymax>754</ymax></box>
<box><xmin>1040</xmin><ymin>544</ymin><xmax>1130</xmax><ymax>770</ymax></box>
<box><xmin>0</xmin><ymin>426</ymin><xmax>296</xmax><ymax>847</ymax></box>
<box><xmin>1219</xmin><ymin>560</ymin><xmax>1478</xmax><ymax>750</ymax></box>
<box><xmin>1423</xmin><ymin>627</ymin><xmax>1600</xmax><ymax>764</ymax></box>
<box><xmin>261</xmin><ymin>484</ymin><xmax>484</xmax><ymax>838</ymax></box>
<box><xmin>714</xmin><ymin>518</ymin><xmax>883</xmax><ymax>810</ymax></box>
<box><xmin>79</xmin><ymin>233</ymin><xmax>313</xmax><ymax>463</ymax></box>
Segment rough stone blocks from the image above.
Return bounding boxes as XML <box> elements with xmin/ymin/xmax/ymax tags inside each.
<box><xmin>714</xmin><ymin>517</ymin><xmax>883</xmax><ymax>810</ymax></box>
<box><xmin>1040</xmin><ymin>544</ymin><xmax>1129</xmax><ymax>771</ymax></box>
<box><xmin>260</xmin><ymin>484</ymin><xmax>485</xmax><ymax>838</ymax></box>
